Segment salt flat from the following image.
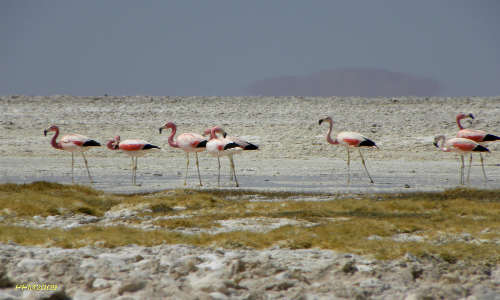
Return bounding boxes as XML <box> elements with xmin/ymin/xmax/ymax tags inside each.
<box><xmin>1</xmin><ymin>95</ymin><xmax>500</xmax><ymax>192</ymax></box>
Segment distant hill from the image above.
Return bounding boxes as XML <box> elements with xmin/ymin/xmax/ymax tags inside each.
<box><xmin>247</xmin><ymin>68</ymin><xmax>443</xmax><ymax>97</ymax></box>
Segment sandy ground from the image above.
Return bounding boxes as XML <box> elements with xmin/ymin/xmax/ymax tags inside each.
<box><xmin>1</xmin><ymin>95</ymin><xmax>500</xmax><ymax>193</ymax></box>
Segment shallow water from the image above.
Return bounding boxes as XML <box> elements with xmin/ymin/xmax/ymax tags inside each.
<box><xmin>2</xmin><ymin>156</ymin><xmax>498</xmax><ymax>194</ymax></box>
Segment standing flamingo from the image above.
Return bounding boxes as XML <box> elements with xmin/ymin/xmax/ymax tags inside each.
<box><xmin>159</xmin><ymin>122</ymin><xmax>208</xmax><ymax>186</ymax></box>
<box><xmin>107</xmin><ymin>135</ymin><xmax>162</xmax><ymax>186</ymax></box>
<box><xmin>433</xmin><ymin>134</ymin><xmax>490</xmax><ymax>185</ymax></box>
<box><xmin>456</xmin><ymin>113</ymin><xmax>500</xmax><ymax>182</ymax></box>
<box><xmin>43</xmin><ymin>125</ymin><xmax>101</xmax><ymax>183</ymax></box>
<box><xmin>205</xmin><ymin>126</ymin><xmax>243</xmax><ymax>187</ymax></box>
<box><xmin>319</xmin><ymin>116</ymin><xmax>379</xmax><ymax>184</ymax></box>
<box><xmin>203</xmin><ymin>127</ymin><xmax>259</xmax><ymax>181</ymax></box>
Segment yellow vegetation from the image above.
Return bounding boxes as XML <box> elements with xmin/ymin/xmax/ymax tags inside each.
<box><xmin>1</xmin><ymin>182</ymin><xmax>500</xmax><ymax>262</ymax></box>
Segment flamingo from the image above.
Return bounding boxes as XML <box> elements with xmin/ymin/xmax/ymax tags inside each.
<box><xmin>319</xmin><ymin>116</ymin><xmax>379</xmax><ymax>184</ymax></box>
<box><xmin>205</xmin><ymin>126</ymin><xmax>243</xmax><ymax>187</ymax></box>
<box><xmin>43</xmin><ymin>125</ymin><xmax>101</xmax><ymax>183</ymax></box>
<box><xmin>203</xmin><ymin>127</ymin><xmax>259</xmax><ymax>181</ymax></box>
<box><xmin>107</xmin><ymin>135</ymin><xmax>162</xmax><ymax>186</ymax></box>
<box><xmin>433</xmin><ymin>134</ymin><xmax>490</xmax><ymax>185</ymax></box>
<box><xmin>456</xmin><ymin>113</ymin><xmax>500</xmax><ymax>182</ymax></box>
<box><xmin>159</xmin><ymin>122</ymin><xmax>208</xmax><ymax>186</ymax></box>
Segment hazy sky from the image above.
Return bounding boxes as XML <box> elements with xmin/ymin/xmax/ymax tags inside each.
<box><xmin>1</xmin><ymin>1</ymin><xmax>499</xmax><ymax>97</ymax></box>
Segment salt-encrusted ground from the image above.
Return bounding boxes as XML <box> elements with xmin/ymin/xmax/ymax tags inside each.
<box><xmin>1</xmin><ymin>95</ymin><xmax>500</xmax><ymax>299</ymax></box>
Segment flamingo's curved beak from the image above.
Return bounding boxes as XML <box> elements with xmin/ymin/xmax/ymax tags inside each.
<box><xmin>220</xmin><ymin>129</ymin><xmax>227</xmax><ymax>138</ymax></box>
<box><xmin>159</xmin><ymin>127</ymin><xmax>163</xmax><ymax>134</ymax></box>
<box><xmin>319</xmin><ymin>119</ymin><xmax>324</xmax><ymax>125</ymax></box>
<box><xmin>43</xmin><ymin>130</ymin><xmax>48</xmax><ymax>136</ymax></box>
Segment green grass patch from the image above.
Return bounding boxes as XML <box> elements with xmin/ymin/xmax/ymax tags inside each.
<box><xmin>1</xmin><ymin>183</ymin><xmax>500</xmax><ymax>262</ymax></box>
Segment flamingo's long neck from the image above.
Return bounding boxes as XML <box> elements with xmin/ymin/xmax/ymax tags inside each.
<box><xmin>210</xmin><ymin>128</ymin><xmax>219</xmax><ymax>140</ymax></box>
<box><xmin>436</xmin><ymin>136</ymin><xmax>450</xmax><ymax>152</ymax></box>
<box><xmin>325</xmin><ymin>120</ymin><xmax>339</xmax><ymax>145</ymax></box>
<box><xmin>50</xmin><ymin>128</ymin><xmax>63</xmax><ymax>150</ymax></box>
<box><xmin>456</xmin><ymin>115</ymin><xmax>465</xmax><ymax>130</ymax></box>
<box><xmin>168</xmin><ymin>126</ymin><xmax>180</xmax><ymax>148</ymax></box>
<box><xmin>106</xmin><ymin>140</ymin><xmax>119</xmax><ymax>150</ymax></box>
<box><xmin>106</xmin><ymin>135</ymin><xmax>120</xmax><ymax>150</ymax></box>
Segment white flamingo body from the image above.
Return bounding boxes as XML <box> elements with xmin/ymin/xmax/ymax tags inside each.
<box><xmin>433</xmin><ymin>134</ymin><xmax>490</xmax><ymax>185</ymax></box>
<box><xmin>205</xmin><ymin>126</ymin><xmax>243</xmax><ymax>187</ymax></box>
<box><xmin>159</xmin><ymin>122</ymin><xmax>208</xmax><ymax>186</ymax></box>
<box><xmin>107</xmin><ymin>136</ymin><xmax>162</xmax><ymax>186</ymax></box>
<box><xmin>203</xmin><ymin>128</ymin><xmax>259</xmax><ymax>182</ymax></box>
<box><xmin>206</xmin><ymin>138</ymin><xmax>243</xmax><ymax>157</ymax></box>
<box><xmin>118</xmin><ymin>139</ymin><xmax>162</xmax><ymax>157</ymax></box>
<box><xmin>176</xmin><ymin>133</ymin><xmax>207</xmax><ymax>154</ymax></box>
<box><xmin>319</xmin><ymin>116</ymin><xmax>378</xmax><ymax>184</ymax></box>
<box><xmin>455</xmin><ymin>113</ymin><xmax>499</xmax><ymax>182</ymax></box>
<box><xmin>335</xmin><ymin>132</ymin><xmax>375</xmax><ymax>150</ymax></box>
<box><xmin>456</xmin><ymin>113</ymin><xmax>500</xmax><ymax>144</ymax></box>
<box><xmin>58</xmin><ymin>134</ymin><xmax>98</xmax><ymax>152</ymax></box>
<box><xmin>44</xmin><ymin>125</ymin><xmax>100</xmax><ymax>183</ymax></box>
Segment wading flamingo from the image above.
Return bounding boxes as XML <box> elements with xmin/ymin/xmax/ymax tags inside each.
<box><xmin>456</xmin><ymin>113</ymin><xmax>500</xmax><ymax>183</ymax></box>
<box><xmin>203</xmin><ymin>127</ymin><xmax>259</xmax><ymax>181</ymax></box>
<box><xmin>107</xmin><ymin>135</ymin><xmax>162</xmax><ymax>186</ymax></box>
<box><xmin>433</xmin><ymin>134</ymin><xmax>490</xmax><ymax>185</ymax></box>
<box><xmin>43</xmin><ymin>125</ymin><xmax>101</xmax><ymax>183</ymax></box>
<box><xmin>159</xmin><ymin>122</ymin><xmax>208</xmax><ymax>186</ymax></box>
<box><xmin>205</xmin><ymin>126</ymin><xmax>243</xmax><ymax>187</ymax></box>
<box><xmin>319</xmin><ymin>116</ymin><xmax>379</xmax><ymax>184</ymax></box>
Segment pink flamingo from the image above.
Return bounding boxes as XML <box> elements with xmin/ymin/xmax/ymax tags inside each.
<box><xmin>203</xmin><ymin>127</ymin><xmax>259</xmax><ymax>181</ymax></box>
<box><xmin>205</xmin><ymin>126</ymin><xmax>243</xmax><ymax>187</ymax></box>
<box><xmin>433</xmin><ymin>134</ymin><xmax>490</xmax><ymax>185</ymax></box>
<box><xmin>107</xmin><ymin>135</ymin><xmax>162</xmax><ymax>186</ymax></box>
<box><xmin>456</xmin><ymin>113</ymin><xmax>499</xmax><ymax>182</ymax></box>
<box><xmin>44</xmin><ymin>125</ymin><xmax>101</xmax><ymax>183</ymax></box>
<box><xmin>159</xmin><ymin>122</ymin><xmax>208</xmax><ymax>186</ymax></box>
<box><xmin>319</xmin><ymin>116</ymin><xmax>379</xmax><ymax>184</ymax></box>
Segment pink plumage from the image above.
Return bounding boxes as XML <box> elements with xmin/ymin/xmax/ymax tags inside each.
<box><xmin>319</xmin><ymin>116</ymin><xmax>378</xmax><ymax>184</ymax></box>
<box><xmin>455</xmin><ymin>113</ymin><xmax>499</xmax><ymax>183</ymax></box>
<box><xmin>434</xmin><ymin>134</ymin><xmax>490</xmax><ymax>185</ymax></box>
<box><xmin>107</xmin><ymin>135</ymin><xmax>162</xmax><ymax>186</ymax></box>
<box><xmin>159</xmin><ymin>122</ymin><xmax>208</xmax><ymax>186</ymax></box>
<box><xmin>203</xmin><ymin>127</ymin><xmax>259</xmax><ymax>185</ymax></box>
<box><xmin>204</xmin><ymin>126</ymin><xmax>243</xmax><ymax>187</ymax></box>
<box><xmin>456</xmin><ymin>113</ymin><xmax>500</xmax><ymax>144</ymax></box>
<box><xmin>44</xmin><ymin>125</ymin><xmax>101</xmax><ymax>183</ymax></box>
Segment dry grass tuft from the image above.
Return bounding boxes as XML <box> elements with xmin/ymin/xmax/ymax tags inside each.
<box><xmin>1</xmin><ymin>183</ymin><xmax>500</xmax><ymax>262</ymax></box>
<box><xmin>0</xmin><ymin>182</ymin><xmax>118</xmax><ymax>217</ymax></box>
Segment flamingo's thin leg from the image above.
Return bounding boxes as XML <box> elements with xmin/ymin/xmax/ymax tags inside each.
<box><xmin>480</xmin><ymin>153</ymin><xmax>488</xmax><ymax>183</ymax></box>
<box><xmin>82</xmin><ymin>152</ymin><xmax>93</xmax><ymax>183</ymax></box>
<box><xmin>195</xmin><ymin>152</ymin><xmax>202</xmax><ymax>186</ymax></box>
<box><xmin>358</xmin><ymin>150</ymin><xmax>374</xmax><ymax>184</ymax></box>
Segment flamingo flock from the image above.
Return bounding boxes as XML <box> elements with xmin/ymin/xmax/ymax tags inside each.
<box><xmin>43</xmin><ymin>112</ymin><xmax>498</xmax><ymax>187</ymax></box>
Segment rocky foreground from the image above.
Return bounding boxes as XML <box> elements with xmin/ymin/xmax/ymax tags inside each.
<box><xmin>0</xmin><ymin>243</ymin><xmax>499</xmax><ymax>300</ymax></box>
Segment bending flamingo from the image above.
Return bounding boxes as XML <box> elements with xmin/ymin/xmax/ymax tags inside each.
<box><xmin>44</xmin><ymin>125</ymin><xmax>101</xmax><ymax>183</ymax></box>
<box><xmin>319</xmin><ymin>116</ymin><xmax>379</xmax><ymax>184</ymax></box>
<box><xmin>205</xmin><ymin>126</ymin><xmax>243</xmax><ymax>187</ymax></box>
<box><xmin>107</xmin><ymin>135</ymin><xmax>162</xmax><ymax>186</ymax></box>
<box><xmin>456</xmin><ymin>113</ymin><xmax>500</xmax><ymax>182</ymax></box>
<box><xmin>159</xmin><ymin>122</ymin><xmax>208</xmax><ymax>186</ymax></box>
<box><xmin>434</xmin><ymin>134</ymin><xmax>490</xmax><ymax>185</ymax></box>
<box><xmin>203</xmin><ymin>127</ymin><xmax>259</xmax><ymax>181</ymax></box>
